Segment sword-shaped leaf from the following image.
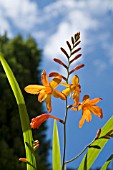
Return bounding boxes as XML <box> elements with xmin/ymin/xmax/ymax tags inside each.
<box><xmin>52</xmin><ymin>120</ymin><xmax>61</xmax><ymax>170</ymax></box>
<box><xmin>78</xmin><ymin>116</ymin><xmax>113</xmax><ymax>170</ymax></box>
<box><xmin>0</xmin><ymin>53</ymin><xmax>36</xmax><ymax>170</ymax></box>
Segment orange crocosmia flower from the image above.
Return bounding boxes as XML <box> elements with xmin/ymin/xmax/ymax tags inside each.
<box><xmin>24</xmin><ymin>70</ymin><xmax>66</xmax><ymax>112</ymax></box>
<box><xmin>72</xmin><ymin>95</ymin><xmax>103</xmax><ymax>128</ymax></box>
<box><xmin>30</xmin><ymin>113</ymin><xmax>64</xmax><ymax>129</ymax></box>
<box><xmin>61</xmin><ymin>75</ymin><xmax>81</xmax><ymax>105</ymax></box>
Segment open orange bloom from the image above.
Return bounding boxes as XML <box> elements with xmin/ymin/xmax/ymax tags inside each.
<box><xmin>30</xmin><ymin>113</ymin><xmax>64</xmax><ymax>128</ymax></box>
<box><xmin>71</xmin><ymin>95</ymin><xmax>103</xmax><ymax>128</ymax></box>
<box><xmin>24</xmin><ymin>70</ymin><xmax>66</xmax><ymax>112</ymax></box>
<box><xmin>61</xmin><ymin>75</ymin><xmax>81</xmax><ymax>106</ymax></box>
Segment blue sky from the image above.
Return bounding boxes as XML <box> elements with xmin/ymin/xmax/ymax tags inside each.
<box><xmin>0</xmin><ymin>0</ymin><xmax>113</xmax><ymax>169</ymax></box>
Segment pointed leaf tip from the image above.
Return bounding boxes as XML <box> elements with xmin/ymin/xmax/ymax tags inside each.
<box><xmin>52</xmin><ymin>120</ymin><xmax>61</xmax><ymax>170</ymax></box>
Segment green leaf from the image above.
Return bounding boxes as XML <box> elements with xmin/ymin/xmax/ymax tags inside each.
<box><xmin>100</xmin><ymin>154</ymin><xmax>113</xmax><ymax>170</ymax></box>
<box><xmin>0</xmin><ymin>53</ymin><xmax>36</xmax><ymax>170</ymax></box>
<box><xmin>52</xmin><ymin>120</ymin><xmax>61</xmax><ymax>170</ymax></box>
<box><xmin>78</xmin><ymin>116</ymin><xmax>113</xmax><ymax>170</ymax></box>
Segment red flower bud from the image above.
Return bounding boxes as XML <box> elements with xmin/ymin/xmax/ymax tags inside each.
<box><xmin>60</xmin><ymin>47</ymin><xmax>69</xmax><ymax>58</ymax></box>
<box><xmin>69</xmin><ymin>64</ymin><xmax>85</xmax><ymax>74</ymax></box>
<box><xmin>70</xmin><ymin>54</ymin><xmax>82</xmax><ymax>64</ymax></box>
<box><xmin>66</xmin><ymin>41</ymin><xmax>71</xmax><ymax>51</ymax></box>
<box><xmin>19</xmin><ymin>158</ymin><xmax>27</xmax><ymax>163</ymax></box>
<box><xmin>71</xmin><ymin>48</ymin><xmax>81</xmax><ymax>56</ymax></box>
<box><xmin>49</xmin><ymin>72</ymin><xmax>67</xmax><ymax>81</ymax></box>
<box><xmin>30</xmin><ymin>113</ymin><xmax>64</xmax><ymax>129</ymax></box>
<box><xmin>53</xmin><ymin>58</ymin><xmax>67</xmax><ymax>69</ymax></box>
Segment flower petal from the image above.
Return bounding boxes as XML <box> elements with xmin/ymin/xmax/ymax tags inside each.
<box><xmin>53</xmin><ymin>89</ymin><xmax>66</xmax><ymax>100</ymax></box>
<box><xmin>72</xmin><ymin>86</ymin><xmax>81</xmax><ymax>105</ymax></box>
<box><xmin>62</xmin><ymin>85</ymin><xmax>75</xmax><ymax>96</ymax></box>
<box><xmin>46</xmin><ymin>94</ymin><xmax>52</xmax><ymax>112</ymax></box>
<box><xmin>79</xmin><ymin>109</ymin><xmax>92</xmax><ymax>128</ymax></box>
<box><xmin>60</xmin><ymin>82</ymin><xmax>71</xmax><ymax>87</ymax></box>
<box><xmin>44</xmin><ymin>86</ymin><xmax>52</xmax><ymax>94</ymax></box>
<box><xmin>79</xmin><ymin>113</ymin><xmax>85</xmax><ymax>128</ymax></box>
<box><xmin>73</xmin><ymin>93</ymin><xmax>80</xmax><ymax>106</ymax></box>
<box><xmin>62</xmin><ymin>87</ymin><xmax>71</xmax><ymax>96</ymax></box>
<box><xmin>38</xmin><ymin>92</ymin><xmax>47</xmax><ymax>102</ymax></box>
<box><xmin>89</xmin><ymin>106</ymin><xmax>103</xmax><ymax>118</ymax></box>
<box><xmin>82</xmin><ymin>95</ymin><xmax>90</xmax><ymax>105</ymax></box>
<box><xmin>30</xmin><ymin>113</ymin><xmax>64</xmax><ymax>129</ymax></box>
<box><xmin>24</xmin><ymin>85</ymin><xmax>45</xmax><ymax>94</ymax></box>
<box><xmin>49</xmin><ymin>76</ymin><xmax>62</xmax><ymax>89</ymax></box>
<box><xmin>89</xmin><ymin>98</ymin><xmax>102</xmax><ymax>105</ymax></box>
<box><xmin>71</xmin><ymin>103</ymin><xmax>82</xmax><ymax>111</ymax></box>
<box><xmin>30</xmin><ymin>113</ymin><xmax>50</xmax><ymax>128</ymax></box>
<box><xmin>72</xmin><ymin>75</ymin><xmax>79</xmax><ymax>85</ymax></box>
<box><xmin>49</xmin><ymin>72</ymin><xmax>67</xmax><ymax>81</ymax></box>
<box><xmin>41</xmin><ymin>70</ymin><xmax>49</xmax><ymax>86</ymax></box>
<box><xmin>83</xmin><ymin>109</ymin><xmax>92</xmax><ymax>122</ymax></box>
<box><xmin>83</xmin><ymin>95</ymin><xmax>90</xmax><ymax>101</ymax></box>
<box><xmin>71</xmin><ymin>107</ymin><xmax>78</xmax><ymax>111</ymax></box>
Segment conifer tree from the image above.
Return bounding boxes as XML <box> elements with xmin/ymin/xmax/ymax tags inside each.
<box><xmin>0</xmin><ymin>33</ymin><xmax>50</xmax><ymax>170</ymax></box>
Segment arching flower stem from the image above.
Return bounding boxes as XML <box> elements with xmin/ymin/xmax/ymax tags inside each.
<box><xmin>62</xmin><ymin>41</ymin><xmax>77</xmax><ymax>170</ymax></box>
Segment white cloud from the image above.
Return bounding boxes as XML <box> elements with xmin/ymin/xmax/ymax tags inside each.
<box><xmin>0</xmin><ymin>0</ymin><xmax>113</xmax><ymax>73</ymax></box>
<box><xmin>102</xmin><ymin>42</ymin><xmax>113</xmax><ymax>65</ymax></box>
<box><xmin>41</xmin><ymin>0</ymin><xmax>113</xmax><ymax>24</ymax></box>
<box><xmin>43</xmin><ymin>1</ymin><xmax>100</xmax><ymax>61</ymax></box>
<box><xmin>32</xmin><ymin>31</ymin><xmax>46</xmax><ymax>41</ymax></box>
<box><xmin>0</xmin><ymin>0</ymin><xmax>113</xmax><ymax>35</ymax></box>
<box><xmin>0</xmin><ymin>16</ymin><xmax>12</xmax><ymax>37</ymax></box>
<box><xmin>43</xmin><ymin>20</ymin><xmax>84</xmax><ymax>75</ymax></box>
<box><xmin>44</xmin><ymin>22</ymin><xmax>72</xmax><ymax>60</ymax></box>
<box><xmin>0</xmin><ymin>0</ymin><xmax>39</xmax><ymax>31</ymax></box>
<box><xmin>41</xmin><ymin>0</ymin><xmax>113</xmax><ymax>73</ymax></box>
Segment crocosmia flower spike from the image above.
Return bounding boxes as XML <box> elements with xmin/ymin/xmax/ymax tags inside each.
<box><xmin>61</xmin><ymin>75</ymin><xmax>81</xmax><ymax>106</ymax></box>
<box><xmin>72</xmin><ymin>95</ymin><xmax>103</xmax><ymax>128</ymax></box>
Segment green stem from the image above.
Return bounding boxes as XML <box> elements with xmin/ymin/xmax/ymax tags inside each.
<box><xmin>62</xmin><ymin>41</ymin><xmax>79</xmax><ymax>169</ymax></box>
<box><xmin>62</xmin><ymin>49</ymin><xmax>72</xmax><ymax>170</ymax></box>
<box><xmin>62</xmin><ymin>98</ymin><xmax>68</xmax><ymax>170</ymax></box>
<box><xmin>64</xmin><ymin>138</ymin><xmax>96</xmax><ymax>164</ymax></box>
<box><xmin>65</xmin><ymin>136</ymin><xmax>100</xmax><ymax>164</ymax></box>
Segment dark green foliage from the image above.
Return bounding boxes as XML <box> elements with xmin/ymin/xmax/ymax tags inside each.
<box><xmin>0</xmin><ymin>33</ymin><xmax>50</xmax><ymax>170</ymax></box>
